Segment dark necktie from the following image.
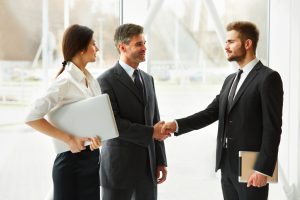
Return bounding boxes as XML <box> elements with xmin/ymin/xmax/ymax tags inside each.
<box><xmin>133</xmin><ymin>69</ymin><xmax>144</xmax><ymax>96</ymax></box>
<box><xmin>228</xmin><ymin>69</ymin><xmax>243</xmax><ymax>107</ymax></box>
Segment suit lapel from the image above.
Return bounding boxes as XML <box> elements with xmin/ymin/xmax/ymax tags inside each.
<box><xmin>113</xmin><ymin>64</ymin><xmax>144</xmax><ymax>104</ymax></box>
<box><xmin>229</xmin><ymin>62</ymin><xmax>262</xmax><ymax>111</ymax></box>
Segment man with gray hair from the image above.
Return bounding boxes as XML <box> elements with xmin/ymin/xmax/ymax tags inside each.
<box><xmin>97</xmin><ymin>23</ymin><xmax>168</xmax><ymax>200</ymax></box>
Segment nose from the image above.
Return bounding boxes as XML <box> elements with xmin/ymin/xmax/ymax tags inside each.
<box><xmin>96</xmin><ymin>45</ymin><xmax>99</xmax><ymax>52</ymax></box>
<box><xmin>224</xmin><ymin>43</ymin><xmax>229</xmax><ymax>51</ymax></box>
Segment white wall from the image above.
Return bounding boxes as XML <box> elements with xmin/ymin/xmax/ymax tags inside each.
<box><xmin>269</xmin><ymin>0</ymin><xmax>300</xmax><ymax>199</ymax></box>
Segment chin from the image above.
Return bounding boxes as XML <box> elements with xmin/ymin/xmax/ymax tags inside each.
<box><xmin>227</xmin><ymin>56</ymin><xmax>236</xmax><ymax>62</ymax></box>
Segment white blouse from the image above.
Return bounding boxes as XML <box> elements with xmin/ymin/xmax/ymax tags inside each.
<box><xmin>25</xmin><ymin>62</ymin><xmax>102</xmax><ymax>122</ymax></box>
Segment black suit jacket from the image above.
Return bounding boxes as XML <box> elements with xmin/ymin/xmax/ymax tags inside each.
<box><xmin>97</xmin><ymin>62</ymin><xmax>167</xmax><ymax>189</ymax></box>
<box><xmin>175</xmin><ymin>61</ymin><xmax>283</xmax><ymax>176</ymax></box>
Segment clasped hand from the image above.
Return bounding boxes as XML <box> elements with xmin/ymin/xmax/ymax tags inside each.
<box><xmin>153</xmin><ymin>121</ymin><xmax>177</xmax><ymax>141</ymax></box>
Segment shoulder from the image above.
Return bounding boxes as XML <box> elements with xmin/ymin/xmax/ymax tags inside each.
<box><xmin>258</xmin><ymin>64</ymin><xmax>282</xmax><ymax>80</ymax></box>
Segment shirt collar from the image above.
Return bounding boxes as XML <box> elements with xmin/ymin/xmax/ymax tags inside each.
<box><xmin>239</xmin><ymin>58</ymin><xmax>259</xmax><ymax>74</ymax></box>
<box><xmin>66</xmin><ymin>62</ymin><xmax>88</xmax><ymax>82</ymax></box>
<box><xmin>119</xmin><ymin>60</ymin><xmax>139</xmax><ymax>78</ymax></box>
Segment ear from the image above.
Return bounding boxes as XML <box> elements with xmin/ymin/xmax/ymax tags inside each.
<box><xmin>244</xmin><ymin>39</ymin><xmax>253</xmax><ymax>50</ymax></box>
<box><xmin>119</xmin><ymin>43</ymin><xmax>126</xmax><ymax>53</ymax></box>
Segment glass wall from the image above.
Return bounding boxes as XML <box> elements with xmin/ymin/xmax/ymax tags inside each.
<box><xmin>0</xmin><ymin>0</ymin><xmax>119</xmax><ymax>199</ymax></box>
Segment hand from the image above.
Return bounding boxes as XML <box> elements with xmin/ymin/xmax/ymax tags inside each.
<box><xmin>161</xmin><ymin>121</ymin><xmax>177</xmax><ymax>135</ymax></box>
<box><xmin>156</xmin><ymin>165</ymin><xmax>167</xmax><ymax>184</ymax></box>
<box><xmin>66</xmin><ymin>135</ymin><xmax>90</xmax><ymax>153</ymax></box>
<box><xmin>153</xmin><ymin>121</ymin><xmax>170</xmax><ymax>141</ymax></box>
<box><xmin>247</xmin><ymin>171</ymin><xmax>268</xmax><ymax>187</ymax></box>
<box><xmin>90</xmin><ymin>136</ymin><xmax>102</xmax><ymax>151</ymax></box>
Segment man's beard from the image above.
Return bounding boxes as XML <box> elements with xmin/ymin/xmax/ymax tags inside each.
<box><xmin>227</xmin><ymin>46</ymin><xmax>246</xmax><ymax>62</ymax></box>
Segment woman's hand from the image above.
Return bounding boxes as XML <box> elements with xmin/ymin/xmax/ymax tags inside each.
<box><xmin>90</xmin><ymin>136</ymin><xmax>102</xmax><ymax>151</ymax></box>
<box><xmin>66</xmin><ymin>135</ymin><xmax>90</xmax><ymax>153</ymax></box>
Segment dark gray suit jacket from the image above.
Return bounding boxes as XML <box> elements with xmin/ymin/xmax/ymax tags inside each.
<box><xmin>97</xmin><ymin>62</ymin><xmax>167</xmax><ymax>189</ymax></box>
<box><xmin>175</xmin><ymin>61</ymin><xmax>283</xmax><ymax>176</ymax></box>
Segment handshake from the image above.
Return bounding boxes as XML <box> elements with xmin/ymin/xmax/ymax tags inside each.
<box><xmin>153</xmin><ymin>121</ymin><xmax>177</xmax><ymax>141</ymax></box>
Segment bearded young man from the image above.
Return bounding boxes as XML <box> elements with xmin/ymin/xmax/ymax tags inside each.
<box><xmin>163</xmin><ymin>21</ymin><xmax>283</xmax><ymax>200</ymax></box>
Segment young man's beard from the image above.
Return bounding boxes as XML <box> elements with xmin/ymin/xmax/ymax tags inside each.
<box><xmin>227</xmin><ymin>45</ymin><xmax>247</xmax><ymax>62</ymax></box>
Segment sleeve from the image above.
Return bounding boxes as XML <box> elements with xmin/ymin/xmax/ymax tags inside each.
<box><xmin>151</xmin><ymin>77</ymin><xmax>167</xmax><ymax>166</ymax></box>
<box><xmin>175</xmin><ymin>95</ymin><xmax>220</xmax><ymax>135</ymax></box>
<box><xmin>25</xmin><ymin>78</ymin><xmax>69</xmax><ymax>122</ymax></box>
<box><xmin>254</xmin><ymin>71</ymin><xmax>283</xmax><ymax>176</ymax></box>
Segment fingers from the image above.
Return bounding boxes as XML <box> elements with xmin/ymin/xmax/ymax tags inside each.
<box><xmin>161</xmin><ymin>122</ymin><xmax>176</xmax><ymax>134</ymax></box>
<box><xmin>90</xmin><ymin>136</ymin><xmax>102</xmax><ymax>151</ymax></box>
<box><xmin>156</xmin><ymin>166</ymin><xmax>167</xmax><ymax>184</ymax></box>
<box><xmin>157</xmin><ymin>171</ymin><xmax>167</xmax><ymax>184</ymax></box>
<box><xmin>247</xmin><ymin>172</ymin><xmax>268</xmax><ymax>188</ymax></box>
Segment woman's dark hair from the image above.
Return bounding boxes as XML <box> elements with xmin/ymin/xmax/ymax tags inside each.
<box><xmin>56</xmin><ymin>24</ymin><xmax>94</xmax><ymax>77</ymax></box>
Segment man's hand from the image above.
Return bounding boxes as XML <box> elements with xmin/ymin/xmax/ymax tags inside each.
<box><xmin>156</xmin><ymin>165</ymin><xmax>167</xmax><ymax>184</ymax></box>
<box><xmin>161</xmin><ymin>121</ymin><xmax>177</xmax><ymax>135</ymax></box>
<box><xmin>153</xmin><ymin>121</ymin><xmax>170</xmax><ymax>141</ymax></box>
<box><xmin>247</xmin><ymin>171</ymin><xmax>268</xmax><ymax>187</ymax></box>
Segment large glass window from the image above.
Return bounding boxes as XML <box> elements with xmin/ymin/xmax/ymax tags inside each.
<box><xmin>0</xmin><ymin>1</ymin><xmax>119</xmax><ymax>199</ymax></box>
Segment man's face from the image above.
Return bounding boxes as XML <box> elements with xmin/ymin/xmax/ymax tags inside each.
<box><xmin>225</xmin><ymin>30</ymin><xmax>246</xmax><ymax>62</ymax></box>
<box><xmin>122</xmin><ymin>34</ymin><xmax>146</xmax><ymax>66</ymax></box>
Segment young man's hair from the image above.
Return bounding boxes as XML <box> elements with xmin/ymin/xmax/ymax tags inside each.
<box><xmin>226</xmin><ymin>21</ymin><xmax>259</xmax><ymax>53</ymax></box>
<box><xmin>114</xmin><ymin>23</ymin><xmax>144</xmax><ymax>53</ymax></box>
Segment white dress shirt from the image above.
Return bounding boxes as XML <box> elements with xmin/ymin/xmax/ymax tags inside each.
<box><xmin>25</xmin><ymin>62</ymin><xmax>102</xmax><ymax>122</ymax></box>
<box><xmin>119</xmin><ymin>60</ymin><xmax>143</xmax><ymax>84</ymax></box>
<box><xmin>229</xmin><ymin>58</ymin><xmax>259</xmax><ymax>99</ymax></box>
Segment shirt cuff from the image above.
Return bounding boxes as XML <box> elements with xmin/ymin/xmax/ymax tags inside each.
<box><xmin>254</xmin><ymin>170</ymin><xmax>269</xmax><ymax>177</ymax></box>
<box><xmin>174</xmin><ymin>120</ymin><xmax>179</xmax><ymax>133</ymax></box>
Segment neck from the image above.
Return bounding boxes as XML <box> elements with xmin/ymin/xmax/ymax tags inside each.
<box><xmin>238</xmin><ymin>54</ymin><xmax>256</xmax><ymax>68</ymax></box>
<box><xmin>120</xmin><ymin>55</ymin><xmax>139</xmax><ymax>69</ymax></box>
<box><xmin>72</xmin><ymin>57</ymin><xmax>87</xmax><ymax>73</ymax></box>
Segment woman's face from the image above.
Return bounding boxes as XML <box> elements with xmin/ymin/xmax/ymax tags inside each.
<box><xmin>82</xmin><ymin>38</ymin><xmax>99</xmax><ymax>63</ymax></box>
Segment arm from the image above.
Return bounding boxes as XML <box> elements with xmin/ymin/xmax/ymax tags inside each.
<box><xmin>174</xmin><ymin>95</ymin><xmax>220</xmax><ymax>135</ymax></box>
<box><xmin>151</xmin><ymin>77</ymin><xmax>168</xmax><ymax>183</ymax></box>
<box><xmin>26</xmin><ymin>118</ymin><xmax>90</xmax><ymax>153</ymax></box>
<box><xmin>25</xmin><ymin>78</ymin><xmax>98</xmax><ymax>153</ymax></box>
<box><xmin>254</xmin><ymin>71</ymin><xmax>283</xmax><ymax>175</ymax></box>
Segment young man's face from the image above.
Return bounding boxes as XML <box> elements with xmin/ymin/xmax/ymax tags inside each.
<box><xmin>121</xmin><ymin>34</ymin><xmax>147</xmax><ymax>66</ymax></box>
<box><xmin>225</xmin><ymin>30</ymin><xmax>246</xmax><ymax>62</ymax></box>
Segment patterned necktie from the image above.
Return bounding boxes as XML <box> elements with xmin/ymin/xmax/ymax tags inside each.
<box><xmin>133</xmin><ymin>69</ymin><xmax>144</xmax><ymax>96</ymax></box>
<box><xmin>228</xmin><ymin>69</ymin><xmax>243</xmax><ymax>107</ymax></box>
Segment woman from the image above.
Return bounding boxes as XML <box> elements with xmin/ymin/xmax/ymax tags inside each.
<box><xmin>25</xmin><ymin>24</ymin><xmax>102</xmax><ymax>200</ymax></box>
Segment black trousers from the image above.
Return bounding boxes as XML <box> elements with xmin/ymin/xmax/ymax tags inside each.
<box><xmin>220</xmin><ymin>149</ymin><xmax>269</xmax><ymax>200</ymax></box>
<box><xmin>102</xmin><ymin>179</ymin><xmax>157</xmax><ymax>200</ymax></box>
<box><xmin>102</xmin><ymin>154</ymin><xmax>157</xmax><ymax>200</ymax></box>
<box><xmin>52</xmin><ymin>147</ymin><xmax>100</xmax><ymax>200</ymax></box>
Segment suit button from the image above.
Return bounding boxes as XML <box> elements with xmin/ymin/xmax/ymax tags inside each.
<box><xmin>229</xmin><ymin>120</ymin><xmax>233</xmax><ymax>123</ymax></box>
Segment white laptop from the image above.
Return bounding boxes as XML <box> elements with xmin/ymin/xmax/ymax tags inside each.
<box><xmin>47</xmin><ymin>94</ymin><xmax>119</xmax><ymax>154</ymax></box>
